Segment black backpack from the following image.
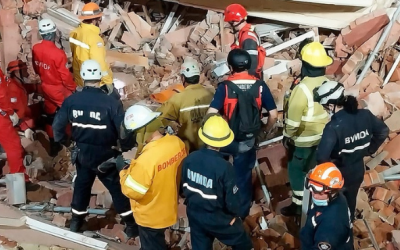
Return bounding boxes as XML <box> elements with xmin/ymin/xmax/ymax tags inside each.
<box><xmin>224</xmin><ymin>80</ymin><xmax>262</xmax><ymax>141</ymax></box>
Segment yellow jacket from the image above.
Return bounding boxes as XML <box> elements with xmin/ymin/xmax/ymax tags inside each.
<box><xmin>158</xmin><ymin>84</ymin><xmax>214</xmax><ymax>152</ymax></box>
<box><xmin>284</xmin><ymin>76</ymin><xmax>328</xmax><ymax>147</ymax></box>
<box><xmin>120</xmin><ymin>134</ymin><xmax>187</xmax><ymax>229</ymax></box>
<box><xmin>134</xmin><ymin>118</ymin><xmax>164</xmax><ymax>158</ymax></box>
<box><xmin>69</xmin><ymin>23</ymin><xmax>113</xmax><ymax>87</ymax></box>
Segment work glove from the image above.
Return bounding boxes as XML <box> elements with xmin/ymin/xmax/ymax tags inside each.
<box><xmin>24</xmin><ymin>128</ymin><xmax>35</xmax><ymax>141</ymax></box>
<box><xmin>116</xmin><ymin>154</ymin><xmax>130</xmax><ymax>172</ymax></box>
<box><xmin>168</xmin><ymin>121</ymin><xmax>181</xmax><ymax>134</ymax></box>
<box><xmin>98</xmin><ymin>157</ymin><xmax>117</xmax><ymax>173</ymax></box>
<box><xmin>282</xmin><ymin>136</ymin><xmax>294</xmax><ymax>150</ymax></box>
<box><xmin>9</xmin><ymin>112</ymin><xmax>19</xmax><ymax>127</ymax></box>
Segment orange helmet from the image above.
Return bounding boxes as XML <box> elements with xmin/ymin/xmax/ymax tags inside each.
<box><xmin>79</xmin><ymin>2</ymin><xmax>103</xmax><ymax>20</ymax></box>
<box><xmin>306</xmin><ymin>162</ymin><xmax>344</xmax><ymax>193</ymax></box>
<box><xmin>224</xmin><ymin>4</ymin><xmax>247</xmax><ymax>23</ymax></box>
<box><xmin>7</xmin><ymin>60</ymin><xmax>27</xmax><ymax>74</ymax></box>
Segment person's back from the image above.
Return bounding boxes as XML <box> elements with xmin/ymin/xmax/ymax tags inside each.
<box><xmin>125</xmin><ymin>134</ymin><xmax>186</xmax><ymax>228</ymax></box>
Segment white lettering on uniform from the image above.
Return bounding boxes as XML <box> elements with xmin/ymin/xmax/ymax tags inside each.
<box><xmin>34</xmin><ymin>61</ymin><xmax>50</xmax><ymax>70</ymax></box>
<box><xmin>72</xmin><ymin>110</ymin><xmax>83</xmax><ymax>118</ymax></box>
<box><xmin>344</xmin><ymin>129</ymin><xmax>369</xmax><ymax>144</ymax></box>
<box><xmin>90</xmin><ymin>111</ymin><xmax>101</xmax><ymax>121</ymax></box>
<box><xmin>187</xmin><ymin>169</ymin><xmax>213</xmax><ymax>188</ymax></box>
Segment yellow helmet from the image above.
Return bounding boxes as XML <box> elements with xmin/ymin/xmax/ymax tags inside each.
<box><xmin>198</xmin><ymin>114</ymin><xmax>234</xmax><ymax>148</ymax></box>
<box><xmin>301</xmin><ymin>42</ymin><xmax>333</xmax><ymax>68</ymax></box>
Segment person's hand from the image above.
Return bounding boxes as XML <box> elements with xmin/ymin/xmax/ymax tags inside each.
<box><xmin>116</xmin><ymin>155</ymin><xmax>129</xmax><ymax>172</ymax></box>
<box><xmin>169</xmin><ymin>121</ymin><xmax>181</xmax><ymax>134</ymax></box>
<box><xmin>282</xmin><ymin>136</ymin><xmax>293</xmax><ymax>150</ymax></box>
<box><xmin>9</xmin><ymin>112</ymin><xmax>19</xmax><ymax>126</ymax></box>
<box><xmin>24</xmin><ymin>128</ymin><xmax>35</xmax><ymax>141</ymax></box>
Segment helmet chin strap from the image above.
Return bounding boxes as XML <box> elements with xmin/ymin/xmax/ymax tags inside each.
<box><xmin>229</xmin><ymin>19</ymin><xmax>245</xmax><ymax>34</ymax></box>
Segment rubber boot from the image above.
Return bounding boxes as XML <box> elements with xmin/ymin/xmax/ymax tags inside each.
<box><xmin>121</xmin><ymin>213</ymin><xmax>139</xmax><ymax>238</ymax></box>
<box><xmin>70</xmin><ymin>214</ymin><xmax>87</xmax><ymax>232</ymax></box>
<box><xmin>49</xmin><ymin>138</ymin><xmax>63</xmax><ymax>157</ymax></box>
<box><xmin>280</xmin><ymin>202</ymin><xmax>302</xmax><ymax>217</ymax></box>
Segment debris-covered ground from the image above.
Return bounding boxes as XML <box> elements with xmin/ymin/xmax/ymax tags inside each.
<box><xmin>3</xmin><ymin>0</ymin><xmax>400</xmax><ymax>249</ymax></box>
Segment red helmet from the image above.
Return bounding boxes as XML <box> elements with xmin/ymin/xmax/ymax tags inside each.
<box><xmin>224</xmin><ymin>4</ymin><xmax>247</xmax><ymax>22</ymax></box>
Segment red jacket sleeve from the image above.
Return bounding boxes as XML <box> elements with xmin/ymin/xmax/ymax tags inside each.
<box><xmin>32</xmin><ymin>47</ymin><xmax>39</xmax><ymax>75</ymax></box>
<box><xmin>0</xmin><ymin>76</ymin><xmax>14</xmax><ymax>115</ymax></box>
<box><xmin>55</xmin><ymin>52</ymin><xmax>76</xmax><ymax>92</ymax></box>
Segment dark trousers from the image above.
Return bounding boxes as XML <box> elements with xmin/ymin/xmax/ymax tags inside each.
<box><xmin>342</xmin><ymin>181</ymin><xmax>362</xmax><ymax>222</ymax></box>
<box><xmin>221</xmin><ymin>140</ymin><xmax>256</xmax><ymax>218</ymax></box>
<box><xmin>138</xmin><ymin>226</ymin><xmax>167</xmax><ymax>250</ymax></box>
<box><xmin>71</xmin><ymin>147</ymin><xmax>131</xmax><ymax>215</ymax></box>
<box><xmin>187</xmin><ymin>210</ymin><xmax>253</xmax><ymax>250</ymax></box>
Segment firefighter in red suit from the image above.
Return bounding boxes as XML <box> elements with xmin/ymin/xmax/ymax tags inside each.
<box><xmin>32</xmin><ymin>18</ymin><xmax>76</xmax><ymax>156</ymax></box>
<box><xmin>0</xmin><ymin>69</ymin><xmax>28</xmax><ymax>181</ymax></box>
<box><xmin>6</xmin><ymin>60</ymin><xmax>37</xmax><ymax>141</ymax></box>
<box><xmin>224</xmin><ymin>4</ymin><xmax>266</xmax><ymax>79</ymax></box>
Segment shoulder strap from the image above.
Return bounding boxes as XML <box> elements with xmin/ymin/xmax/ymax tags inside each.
<box><xmin>225</xmin><ymin>81</ymin><xmax>244</xmax><ymax>95</ymax></box>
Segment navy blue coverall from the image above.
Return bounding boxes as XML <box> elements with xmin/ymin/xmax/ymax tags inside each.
<box><xmin>316</xmin><ymin>109</ymin><xmax>388</xmax><ymax>221</ymax></box>
<box><xmin>301</xmin><ymin>193</ymin><xmax>353</xmax><ymax>250</ymax></box>
<box><xmin>181</xmin><ymin>148</ymin><xmax>253</xmax><ymax>250</ymax></box>
<box><xmin>52</xmin><ymin>87</ymin><xmax>134</xmax><ymax>222</ymax></box>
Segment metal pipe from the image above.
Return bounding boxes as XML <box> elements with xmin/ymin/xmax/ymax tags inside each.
<box><xmin>265</xmin><ymin>31</ymin><xmax>315</xmax><ymax>55</ymax></box>
<box><xmin>20</xmin><ymin>205</ymin><xmax>108</xmax><ymax>215</ymax></box>
<box><xmin>381</xmin><ymin>164</ymin><xmax>400</xmax><ymax>177</ymax></box>
<box><xmin>383</xmin><ymin>48</ymin><xmax>400</xmax><ymax>87</ymax></box>
<box><xmin>258</xmin><ymin>135</ymin><xmax>284</xmax><ymax>147</ymax></box>
<box><xmin>383</xmin><ymin>174</ymin><xmax>400</xmax><ymax>181</ymax></box>
<box><xmin>356</xmin><ymin>5</ymin><xmax>400</xmax><ymax>85</ymax></box>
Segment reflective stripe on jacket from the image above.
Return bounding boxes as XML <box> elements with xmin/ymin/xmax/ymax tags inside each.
<box><xmin>69</xmin><ymin>23</ymin><xmax>113</xmax><ymax>87</ymax></box>
<box><xmin>284</xmin><ymin>76</ymin><xmax>328</xmax><ymax>147</ymax></box>
<box><xmin>119</xmin><ymin>135</ymin><xmax>187</xmax><ymax>228</ymax></box>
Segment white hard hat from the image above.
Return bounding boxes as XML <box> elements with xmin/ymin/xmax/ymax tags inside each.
<box><xmin>180</xmin><ymin>60</ymin><xmax>200</xmax><ymax>78</ymax></box>
<box><xmin>80</xmin><ymin>60</ymin><xmax>102</xmax><ymax>81</ymax></box>
<box><xmin>124</xmin><ymin>104</ymin><xmax>161</xmax><ymax>131</ymax></box>
<box><xmin>38</xmin><ymin>19</ymin><xmax>57</xmax><ymax>35</ymax></box>
<box><xmin>313</xmin><ymin>80</ymin><xmax>345</xmax><ymax>105</ymax></box>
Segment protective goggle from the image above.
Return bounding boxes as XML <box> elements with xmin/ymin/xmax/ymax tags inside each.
<box><xmin>305</xmin><ymin>177</ymin><xmax>331</xmax><ymax>194</ymax></box>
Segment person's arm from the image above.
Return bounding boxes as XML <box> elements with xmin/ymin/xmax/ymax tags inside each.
<box><xmin>284</xmin><ymin>86</ymin><xmax>308</xmax><ymax>138</ymax></box>
<box><xmin>312</xmin><ymin>217</ymin><xmax>350</xmax><ymax>250</ymax></box>
<box><xmin>241</xmin><ymin>36</ymin><xmax>259</xmax><ymax>76</ymax></box>
<box><xmin>31</xmin><ymin>47</ymin><xmax>39</xmax><ymax>75</ymax></box>
<box><xmin>207</xmin><ymin>83</ymin><xmax>226</xmax><ymax>114</ymax></box>
<box><xmin>89</xmin><ymin>37</ymin><xmax>113</xmax><ymax>85</ymax></box>
<box><xmin>316</xmin><ymin>123</ymin><xmax>337</xmax><ymax>164</ymax></box>
<box><xmin>52</xmin><ymin>99</ymin><xmax>70</xmax><ymax>143</ymax></box>
<box><xmin>158</xmin><ymin>100</ymin><xmax>179</xmax><ymax>125</ymax></box>
<box><xmin>56</xmin><ymin>52</ymin><xmax>76</xmax><ymax>92</ymax></box>
<box><xmin>260</xmin><ymin>82</ymin><xmax>278</xmax><ymax>132</ymax></box>
<box><xmin>119</xmin><ymin>159</ymin><xmax>155</xmax><ymax>201</ymax></box>
<box><xmin>223</xmin><ymin>163</ymin><xmax>241</xmax><ymax>217</ymax></box>
<box><xmin>368</xmin><ymin>111</ymin><xmax>389</xmax><ymax>155</ymax></box>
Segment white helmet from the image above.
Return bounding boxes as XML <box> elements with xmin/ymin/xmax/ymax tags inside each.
<box><xmin>313</xmin><ymin>80</ymin><xmax>345</xmax><ymax>105</ymax></box>
<box><xmin>180</xmin><ymin>60</ymin><xmax>200</xmax><ymax>78</ymax></box>
<box><xmin>80</xmin><ymin>60</ymin><xmax>102</xmax><ymax>81</ymax></box>
<box><xmin>38</xmin><ymin>19</ymin><xmax>57</xmax><ymax>35</ymax></box>
<box><xmin>124</xmin><ymin>104</ymin><xmax>161</xmax><ymax>131</ymax></box>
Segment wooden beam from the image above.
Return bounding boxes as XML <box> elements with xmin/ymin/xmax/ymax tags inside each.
<box><xmin>142</xmin><ymin>5</ymin><xmax>152</xmax><ymax>25</ymax></box>
<box><xmin>106</xmin><ymin>21</ymin><xmax>122</xmax><ymax>49</ymax></box>
<box><xmin>114</xmin><ymin>4</ymin><xmax>142</xmax><ymax>49</ymax></box>
<box><xmin>151</xmin><ymin>3</ymin><xmax>178</xmax><ymax>53</ymax></box>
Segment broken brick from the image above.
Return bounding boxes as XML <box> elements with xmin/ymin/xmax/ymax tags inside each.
<box><xmin>52</xmin><ymin>213</ymin><xmax>67</xmax><ymax>227</ymax></box>
<box><xmin>56</xmin><ymin>191</ymin><xmax>73</xmax><ymax>207</ymax></box>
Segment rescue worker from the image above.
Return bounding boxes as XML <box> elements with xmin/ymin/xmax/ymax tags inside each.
<box><xmin>314</xmin><ymin>81</ymin><xmax>388</xmax><ymax>221</ymax></box>
<box><xmin>301</xmin><ymin>162</ymin><xmax>353</xmax><ymax>250</ymax></box>
<box><xmin>52</xmin><ymin>60</ymin><xmax>138</xmax><ymax>238</ymax></box>
<box><xmin>6</xmin><ymin>60</ymin><xmax>35</xmax><ymax>140</ymax></box>
<box><xmin>224</xmin><ymin>4</ymin><xmax>265</xmax><ymax>79</ymax></box>
<box><xmin>119</xmin><ymin>104</ymin><xmax>187</xmax><ymax>250</ymax></box>
<box><xmin>32</xmin><ymin>18</ymin><xmax>76</xmax><ymax>157</ymax></box>
<box><xmin>0</xmin><ymin>69</ymin><xmax>27</xmax><ymax>181</ymax></box>
<box><xmin>69</xmin><ymin>2</ymin><xmax>119</xmax><ymax>99</ymax></box>
<box><xmin>181</xmin><ymin>113</ymin><xmax>253</xmax><ymax>250</ymax></box>
<box><xmin>280</xmin><ymin>42</ymin><xmax>331</xmax><ymax>216</ymax></box>
<box><xmin>207</xmin><ymin>49</ymin><xmax>278</xmax><ymax>218</ymax></box>
<box><xmin>158</xmin><ymin>59</ymin><xmax>214</xmax><ymax>152</ymax></box>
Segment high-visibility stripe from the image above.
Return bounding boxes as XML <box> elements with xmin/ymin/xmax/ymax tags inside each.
<box><xmin>293</xmin><ymin>190</ymin><xmax>304</xmax><ymax>196</ymax></box>
<box><xmin>247</xmin><ymin>31</ymin><xmax>260</xmax><ymax>45</ymax></box>
<box><xmin>180</xmin><ymin>105</ymin><xmax>209</xmax><ymax>112</ymax></box>
<box><xmin>298</xmin><ymin>83</ymin><xmax>314</xmax><ymax>118</ymax></box>
<box><xmin>124</xmin><ymin>175</ymin><xmax>148</xmax><ymax>195</ymax></box>
<box><xmin>301</xmin><ymin>111</ymin><xmax>328</xmax><ymax>122</ymax></box>
<box><xmin>120</xmin><ymin>210</ymin><xmax>133</xmax><ymax>217</ymax></box>
<box><xmin>295</xmin><ymin>133</ymin><xmax>322</xmax><ymax>143</ymax></box>
<box><xmin>183</xmin><ymin>183</ymin><xmax>217</xmax><ymax>200</ymax></box>
<box><xmin>230</xmin><ymin>79</ymin><xmax>257</xmax><ymax>84</ymax></box>
<box><xmin>81</xmin><ymin>9</ymin><xmax>102</xmax><ymax>16</ymax></box>
<box><xmin>312</xmin><ymin>216</ymin><xmax>317</xmax><ymax>227</ymax></box>
<box><xmin>72</xmin><ymin>208</ymin><xmax>88</xmax><ymax>215</ymax></box>
<box><xmin>72</xmin><ymin>123</ymin><xmax>107</xmax><ymax>129</ymax></box>
<box><xmin>292</xmin><ymin>196</ymin><xmax>302</xmax><ymax>205</ymax></box>
<box><xmin>102</xmin><ymin>71</ymin><xmax>108</xmax><ymax>76</ymax></box>
<box><xmin>246</xmin><ymin>49</ymin><xmax>259</xmax><ymax>55</ymax></box>
<box><xmin>339</xmin><ymin>142</ymin><xmax>370</xmax><ymax>155</ymax></box>
<box><xmin>286</xmin><ymin>119</ymin><xmax>301</xmax><ymax>127</ymax></box>
<box><xmin>69</xmin><ymin>37</ymin><xmax>90</xmax><ymax>49</ymax></box>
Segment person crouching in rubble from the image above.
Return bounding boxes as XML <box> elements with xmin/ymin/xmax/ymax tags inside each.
<box><xmin>116</xmin><ymin>104</ymin><xmax>187</xmax><ymax>250</ymax></box>
<box><xmin>180</xmin><ymin>113</ymin><xmax>253</xmax><ymax>250</ymax></box>
<box><xmin>301</xmin><ymin>162</ymin><xmax>353</xmax><ymax>250</ymax></box>
<box><xmin>52</xmin><ymin>60</ymin><xmax>139</xmax><ymax>240</ymax></box>
<box><xmin>32</xmin><ymin>19</ymin><xmax>76</xmax><ymax>157</ymax></box>
<box><xmin>314</xmin><ymin>80</ymin><xmax>388</xmax><ymax>221</ymax></box>
<box><xmin>157</xmin><ymin>59</ymin><xmax>214</xmax><ymax>153</ymax></box>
